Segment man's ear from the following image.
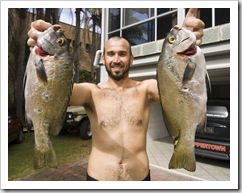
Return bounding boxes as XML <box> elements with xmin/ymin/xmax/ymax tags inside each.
<box><xmin>101</xmin><ymin>55</ymin><xmax>105</xmax><ymax>65</ymax></box>
<box><xmin>130</xmin><ymin>54</ymin><xmax>134</xmax><ymax>66</ymax></box>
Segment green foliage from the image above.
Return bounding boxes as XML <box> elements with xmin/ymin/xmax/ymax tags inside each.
<box><xmin>79</xmin><ymin>69</ymin><xmax>91</xmax><ymax>83</ymax></box>
<box><xmin>8</xmin><ymin>131</ymin><xmax>91</xmax><ymax>180</ymax></box>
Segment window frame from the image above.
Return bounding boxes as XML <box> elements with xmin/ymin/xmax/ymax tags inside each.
<box><xmin>107</xmin><ymin>8</ymin><xmax>179</xmax><ymax>40</ymax></box>
<box><xmin>104</xmin><ymin>8</ymin><xmax>230</xmax><ymax>47</ymax></box>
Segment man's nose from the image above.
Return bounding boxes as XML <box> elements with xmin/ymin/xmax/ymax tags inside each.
<box><xmin>113</xmin><ymin>54</ymin><xmax>120</xmax><ymax>63</ymax></box>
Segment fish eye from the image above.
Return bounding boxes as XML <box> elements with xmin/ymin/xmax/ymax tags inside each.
<box><xmin>168</xmin><ymin>36</ymin><xmax>176</xmax><ymax>44</ymax></box>
<box><xmin>56</xmin><ymin>38</ymin><xmax>65</xmax><ymax>46</ymax></box>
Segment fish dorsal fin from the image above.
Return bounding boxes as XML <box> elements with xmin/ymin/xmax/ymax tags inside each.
<box><xmin>35</xmin><ymin>59</ymin><xmax>48</xmax><ymax>83</ymax></box>
<box><xmin>182</xmin><ymin>60</ymin><xmax>196</xmax><ymax>82</ymax></box>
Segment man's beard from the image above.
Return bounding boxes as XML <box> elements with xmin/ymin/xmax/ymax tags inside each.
<box><xmin>105</xmin><ymin>63</ymin><xmax>130</xmax><ymax>81</ymax></box>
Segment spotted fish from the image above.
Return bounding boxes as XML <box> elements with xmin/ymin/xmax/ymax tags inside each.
<box><xmin>24</xmin><ymin>25</ymin><xmax>74</xmax><ymax>169</ymax></box>
<box><xmin>157</xmin><ymin>26</ymin><xmax>211</xmax><ymax>172</ymax></box>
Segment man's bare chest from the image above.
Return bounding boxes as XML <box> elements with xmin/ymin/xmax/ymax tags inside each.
<box><xmin>91</xmin><ymin>88</ymin><xmax>148</xmax><ymax>128</ymax></box>
<box><xmin>96</xmin><ymin>87</ymin><xmax>147</xmax><ymax>108</ymax></box>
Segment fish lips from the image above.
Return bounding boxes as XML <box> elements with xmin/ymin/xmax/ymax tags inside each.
<box><xmin>35</xmin><ymin>37</ymin><xmax>55</xmax><ymax>57</ymax></box>
<box><xmin>34</xmin><ymin>46</ymin><xmax>52</xmax><ymax>57</ymax></box>
<box><xmin>177</xmin><ymin>44</ymin><xmax>197</xmax><ymax>57</ymax></box>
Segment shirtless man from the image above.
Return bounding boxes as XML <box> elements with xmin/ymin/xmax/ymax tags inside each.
<box><xmin>27</xmin><ymin>8</ymin><xmax>205</xmax><ymax>181</ymax></box>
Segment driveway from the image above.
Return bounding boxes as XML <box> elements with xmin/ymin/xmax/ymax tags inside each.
<box><xmin>14</xmin><ymin>158</ymin><xmax>202</xmax><ymax>181</ymax></box>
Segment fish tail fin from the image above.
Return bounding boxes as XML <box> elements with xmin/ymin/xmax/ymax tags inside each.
<box><xmin>33</xmin><ymin>125</ymin><xmax>58</xmax><ymax>169</ymax></box>
<box><xmin>169</xmin><ymin>140</ymin><xmax>196</xmax><ymax>172</ymax></box>
<box><xmin>34</xmin><ymin>145</ymin><xmax>58</xmax><ymax>169</ymax></box>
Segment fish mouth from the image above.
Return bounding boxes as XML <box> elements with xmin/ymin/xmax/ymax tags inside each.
<box><xmin>34</xmin><ymin>46</ymin><xmax>53</xmax><ymax>57</ymax></box>
<box><xmin>177</xmin><ymin>44</ymin><xmax>197</xmax><ymax>56</ymax></box>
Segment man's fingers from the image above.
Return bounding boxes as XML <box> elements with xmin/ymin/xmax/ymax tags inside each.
<box><xmin>192</xmin><ymin>30</ymin><xmax>204</xmax><ymax>39</ymax></box>
<box><xmin>196</xmin><ymin>39</ymin><xmax>202</xmax><ymax>46</ymax></box>
<box><xmin>27</xmin><ymin>20</ymin><xmax>52</xmax><ymax>47</ymax></box>
<box><xmin>31</xmin><ymin>19</ymin><xmax>52</xmax><ymax>32</ymax></box>
<box><xmin>185</xmin><ymin>8</ymin><xmax>198</xmax><ymax>18</ymax></box>
<box><xmin>183</xmin><ymin>9</ymin><xmax>205</xmax><ymax>31</ymax></box>
<box><xmin>28</xmin><ymin>20</ymin><xmax>52</xmax><ymax>39</ymax></box>
<box><xmin>182</xmin><ymin>8</ymin><xmax>205</xmax><ymax>46</ymax></box>
<box><xmin>27</xmin><ymin>38</ymin><xmax>37</xmax><ymax>47</ymax></box>
<box><xmin>193</xmin><ymin>30</ymin><xmax>204</xmax><ymax>46</ymax></box>
<box><xmin>27</xmin><ymin>28</ymin><xmax>42</xmax><ymax>41</ymax></box>
<box><xmin>183</xmin><ymin>17</ymin><xmax>205</xmax><ymax>30</ymax></box>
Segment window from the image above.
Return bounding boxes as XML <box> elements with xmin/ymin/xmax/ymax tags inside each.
<box><xmin>123</xmin><ymin>20</ymin><xmax>155</xmax><ymax>45</ymax></box>
<box><xmin>157</xmin><ymin>11</ymin><xmax>177</xmax><ymax>40</ymax></box>
<box><xmin>108</xmin><ymin>8</ymin><xmax>120</xmax><ymax>32</ymax></box>
<box><xmin>186</xmin><ymin>8</ymin><xmax>230</xmax><ymax>28</ymax></box>
<box><xmin>215</xmin><ymin>8</ymin><xmax>230</xmax><ymax>26</ymax></box>
<box><xmin>108</xmin><ymin>8</ymin><xmax>177</xmax><ymax>44</ymax></box>
<box><xmin>86</xmin><ymin>44</ymin><xmax>90</xmax><ymax>52</ymax></box>
<box><xmin>108</xmin><ymin>8</ymin><xmax>230</xmax><ymax>46</ymax></box>
<box><xmin>123</xmin><ymin>8</ymin><xmax>154</xmax><ymax>26</ymax></box>
<box><xmin>199</xmin><ymin>8</ymin><xmax>212</xmax><ymax>28</ymax></box>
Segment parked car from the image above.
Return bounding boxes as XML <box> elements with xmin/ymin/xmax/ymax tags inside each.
<box><xmin>8</xmin><ymin>113</ymin><xmax>23</xmax><ymax>144</ymax></box>
<box><xmin>195</xmin><ymin>99</ymin><xmax>230</xmax><ymax>160</ymax></box>
<box><xmin>61</xmin><ymin>106</ymin><xmax>92</xmax><ymax>140</ymax></box>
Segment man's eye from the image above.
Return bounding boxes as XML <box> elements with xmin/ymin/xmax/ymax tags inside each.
<box><xmin>107</xmin><ymin>53</ymin><xmax>114</xmax><ymax>56</ymax></box>
<box><xmin>119</xmin><ymin>52</ymin><xmax>127</xmax><ymax>57</ymax></box>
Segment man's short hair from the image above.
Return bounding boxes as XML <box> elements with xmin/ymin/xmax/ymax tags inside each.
<box><xmin>102</xmin><ymin>36</ymin><xmax>133</xmax><ymax>56</ymax></box>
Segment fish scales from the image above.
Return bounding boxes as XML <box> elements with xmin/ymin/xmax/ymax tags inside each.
<box><xmin>24</xmin><ymin>25</ymin><xmax>74</xmax><ymax>169</ymax></box>
<box><xmin>157</xmin><ymin>26</ymin><xmax>211</xmax><ymax>172</ymax></box>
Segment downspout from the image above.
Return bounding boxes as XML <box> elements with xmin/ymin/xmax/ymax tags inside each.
<box><xmin>93</xmin><ymin>50</ymin><xmax>102</xmax><ymax>68</ymax></box>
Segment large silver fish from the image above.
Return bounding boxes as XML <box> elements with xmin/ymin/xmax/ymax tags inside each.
<box><xmin>157</xmin><ymin>26</ymin><xmax>211</xmax><ymax>172</ymax></box>
<box><xmin>24</xmin><ymin>25</ymin><xmax>74</xmax><ymax>169</ymax></box>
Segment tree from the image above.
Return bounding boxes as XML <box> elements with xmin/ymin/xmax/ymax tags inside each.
<box><xmin>8</xmin><ymin>9</ymin><xmax>19</xmax><ymax>114</ymax></box>
<box><xmin>16</xmin><ymin>9</ymin><xmax>28</xmax><ymax>118</ymax></box>
<box><xmin>8</xmin><ymin>9</ymin><xmax>28</xmax><ymax>118</ymax></box>
<box><xmin>88</xmin><ymin>8</ymin><xmax>102</xmax><ymax>82</ymax></box>
<box><xmin>73</xmin><ymin>8</ymin><xmax>81</xmax><ymax>83</ymax></box>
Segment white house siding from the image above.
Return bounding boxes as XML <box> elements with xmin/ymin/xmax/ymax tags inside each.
<box><xmin>147</xmin><ymin>102</ymin><xmax>169</xmax><ymax>140</ymax></box>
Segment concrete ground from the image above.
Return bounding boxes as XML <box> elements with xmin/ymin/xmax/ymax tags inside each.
<box><xmin>147</xmin><ymin>137</ymin><xmax>230</xmax><ymax>181</ymax></box>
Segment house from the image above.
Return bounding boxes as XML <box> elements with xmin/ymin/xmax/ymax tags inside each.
<box><xmin>60</xmin><ymin>22</ymin><xmax>101</xmax><ymax>73</ymax></box>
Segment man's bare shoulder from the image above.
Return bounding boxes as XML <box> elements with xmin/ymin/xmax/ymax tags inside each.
<box><xmin>96</xmin><ymin>82</ymin><xmax>109</xmax><ymax>89</ymax></box>
<box><xmin>140</xmin><ymin>79</ymin><xmax>158</xmax><ymax>87</ymax></box>
<box><xmin>70</xmin><ymin>82</ymin><xmax>99</xmax><ymax>106</ymax></box>
<box><xmin>74</xmin><ymin>82</ymin><xmax>99</xmax><ymax>90</ymax></box>
<box><xmin>141</xmin><ymin>79</ymin><xmax>159</xmax><ymax>102</ymax></box>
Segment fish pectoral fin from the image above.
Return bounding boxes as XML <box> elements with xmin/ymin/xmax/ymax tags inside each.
<box><xmin>182</xmin><ymin>60</ymin><xmax>196</xmax><ymax>82</ymax></box>
<box><xmin>35</xmin><ymin>59</ymin><xmax>48</xmax><ymax>83</ymax></box>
